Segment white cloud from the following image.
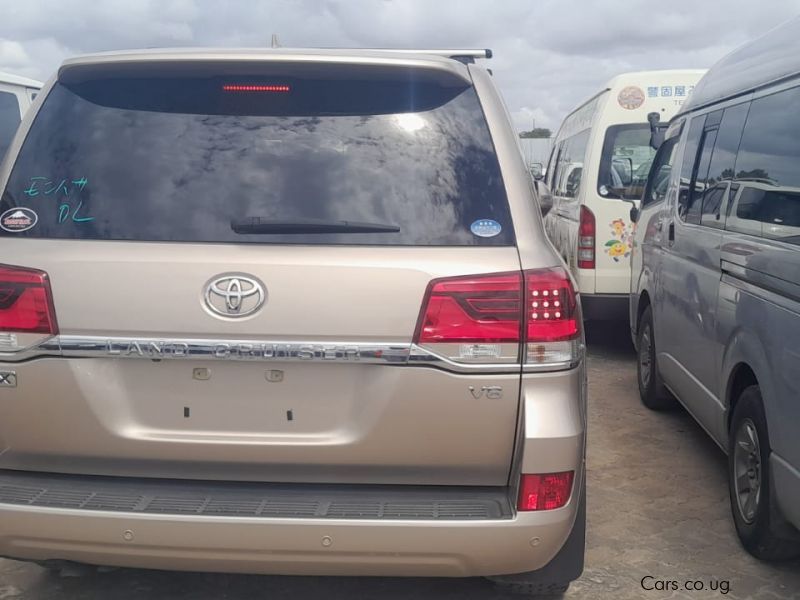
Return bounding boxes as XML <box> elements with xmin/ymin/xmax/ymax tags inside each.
<box><xmin>0</xmin><ymin>0</ymin><xmax>798</xmax><ymax>129</ymax></box>
<box><xmin>0</xmin><ymin>40</ymin><xmax>30</xmax><ymax>67</ymax></box>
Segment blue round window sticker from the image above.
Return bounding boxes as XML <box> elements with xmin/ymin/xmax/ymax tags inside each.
<box><xmin>470</xmin><ymin>219</ymin><xmax>502</xmax><ymax>238</ymax></box>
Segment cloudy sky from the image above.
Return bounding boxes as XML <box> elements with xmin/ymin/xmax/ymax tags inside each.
<box><xmin>1</xmin><ymin>0</ymin><xmax>799</xmax><ymax>130</ymax></box>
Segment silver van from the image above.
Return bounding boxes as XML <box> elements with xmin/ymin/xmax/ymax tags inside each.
<box><xmin>0</xmin><ymin>48</ymin><xmax>586</xmax><ymax>595</ymax></box>
<box><xmin>630</xmin><ymin>19</ymin><xmax>800</xmax><ymax>560</ymax></box>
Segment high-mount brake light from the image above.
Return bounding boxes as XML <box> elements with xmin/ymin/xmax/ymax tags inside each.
<box><xmin>222</xmin><ymin>84</ymin><xmax>291</xmax><ymax>93</ymax></box>
<box><xmin>0</xmin><ymin>264</ymin><xmax>58</xmax><ymax>335</ymax></box>
<box><xmin>413</xmin><ymin>268</ymin><xmax>581</xmax><ymax>367</ymax></box>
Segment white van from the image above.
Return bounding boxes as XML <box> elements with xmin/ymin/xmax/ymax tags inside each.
<box><xmin>0</xmin><ymin>71</ymin><xmax>42</xmax><ymax>160</ymax></box>
<box><xmin>543</xmin><ymin>70</ymin><xmax>705</xmax><ymax>320</ymax></box>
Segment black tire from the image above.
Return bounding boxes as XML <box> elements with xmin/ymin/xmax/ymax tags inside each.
<box><xmin>728</xmin><ymin>386</ymin><xmax>800</xmax><ymax>561</ymax></box>
<box><xmin>636</xmin><ymin>305</ymin><xmax>674</xmax><ymax>410</ymax></box>
<box><xmin>493</xmin><ymin>581</ymin><xmax>569</xmax><ymax>597</ymax></box>
<box><xmin>488</xmin><ymin>478</ymin><xmax>585</xmax><ymax>597</ymax></box>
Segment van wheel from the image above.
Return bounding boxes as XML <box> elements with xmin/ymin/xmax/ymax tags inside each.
<box><xmin>728</xmin><ymin>386</ymin><xmax>800</xmax><ymax>561</ymax></box>
<box><xmin>636</xmin><ymin>305</ymin><xmax>674</xmax><ymax>410</ymax></box>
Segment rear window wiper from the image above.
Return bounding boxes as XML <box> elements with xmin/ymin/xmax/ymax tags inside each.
<box><xmin>231</xmin><ymin>217</ymin><xmax>400</xmax><ymax>235</ymax></box>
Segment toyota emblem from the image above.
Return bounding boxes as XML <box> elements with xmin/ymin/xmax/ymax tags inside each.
<box><xmin>204</xmin><ymin>274</ymin><xmax>266</xmax><ymax>318</ymax></box>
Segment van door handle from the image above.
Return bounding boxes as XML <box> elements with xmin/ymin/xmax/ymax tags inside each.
<box><xmin>668</xmin><ymin>222</ymin><xmax>675</xmax><ymax>242</ymax></box>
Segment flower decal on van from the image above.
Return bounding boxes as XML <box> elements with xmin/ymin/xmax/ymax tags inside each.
<box><xmin>610</xmin><ymin>218</ymin><xmax>626</xmax><ymax>237</ymax></box>
<box><xmin>604</xmin><ymin>218</ymin><xmax>632</xmax><ymax>262</ymax></box>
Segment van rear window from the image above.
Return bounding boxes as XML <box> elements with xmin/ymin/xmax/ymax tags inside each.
<box><xmin>0</xmin><ymin>71</ymin><xmax>513</xmax><ymax>246</ymax></box>
<box><xmin>597</xmin><ymin>124</ymin><xmax>657</xmax><ymax>200</ymax></box>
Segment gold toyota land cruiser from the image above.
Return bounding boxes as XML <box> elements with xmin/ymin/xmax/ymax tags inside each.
<box><xmin>0</xmin><ymin>48</ymin><xmax>586</xmax><ymax>596</ymax></box>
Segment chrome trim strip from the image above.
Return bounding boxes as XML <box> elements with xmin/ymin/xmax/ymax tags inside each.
<box><xmin>40</xmin><ymin>336</ymin><xmax>411</xmax><ymax>364</ymax></box>
<box><xmin>408</xmin><ymin>346</ymin><xmax>521</xmax><ymax>374</ymax></box>
<box><xmin>0</xmin><ymin>335</ymin><xmax>578</xmax><ymax>374</ymax></box>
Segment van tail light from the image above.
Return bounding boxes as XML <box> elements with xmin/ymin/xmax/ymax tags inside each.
<box><xmin>0</xmin><ymin>265</ymin><xmax>58</xmax><ymax>335</ymax></box>
<box><xmin>518</xmin><ymin>471</ymin><xmax>574</xmax><ymax>511</ymax></box>
<box><xmin>578</xmin><ymin>205</ymin><xmax>595</xmax><ymax>269</ymax></box>
<box><xmin>413</xmin><ymin>268</ymin><xmax>580</xmax><ymax>368</ymax></box>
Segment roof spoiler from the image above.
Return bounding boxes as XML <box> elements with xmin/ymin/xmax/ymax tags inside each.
<box><xmin>356</xmin><ymin>49</ymin><xmax>492</xmax><ymax>64</ymax></box>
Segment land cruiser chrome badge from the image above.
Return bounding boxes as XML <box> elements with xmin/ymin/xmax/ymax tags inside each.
<box><xmin>204</xmin><ymin>274</ymin><xmax>266</xmax><ymax>318</ymax></box>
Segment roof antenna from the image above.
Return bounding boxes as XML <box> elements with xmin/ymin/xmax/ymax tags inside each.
<box><xmin>271</xmin><ymin>34</ymin><xmax>281</xmax><ymax>48</ymax></box>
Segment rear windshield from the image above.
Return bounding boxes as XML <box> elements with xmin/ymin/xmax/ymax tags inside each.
<box><xmin>0</xmin><ymin>69</ymin><xmax>513</xmax><ymax>246</ymax></box>
<box><xmin>597</xmin><ymin>124</ymin><xmax>657</xmax><ymax>201</ymax></box>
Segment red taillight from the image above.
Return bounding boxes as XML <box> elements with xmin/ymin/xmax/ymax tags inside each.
<box><xmin>525</xmin><ymin>268</ymin><xmax>579</xmax><ymax>342</ymax></box>
<box><xmin>222</xmin><ymin>84</ymin><xmax>291</xmax><ymax>92</ymax></box>
<box><xmin>518</xmin><ymin>471</ymin><xmax>574</xmax><ymax>511</ymax></box>
<box><xmin>414</xmin><ymin>272</ymin><xmax>522</xmax><ymax>343</ymax></box>
<box><xmin>578</xmin><ymin>205</ymin><xmax>595</xmax><ymax>269</ymax></box>
<box><xmin>413</xmin><ymin>268</ymin><xmax>580</xmax><ymax>362</ymax></box>
<box><xmin>0</xmin><ymin>265</ymin><xmax>58</xmax><ymax>334</ymax></box>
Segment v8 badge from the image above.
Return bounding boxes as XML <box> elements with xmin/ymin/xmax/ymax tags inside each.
<box><xmin>469</xmin><ymin>385</ymin><xmax>503</xmax><ymax>400</ymax></box>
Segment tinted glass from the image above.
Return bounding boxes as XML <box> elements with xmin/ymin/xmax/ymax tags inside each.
<box><xmin>1</xmin><ymin>76</ymin><xmax>513</xmax><ymax>246</ymax></box>
<box><xmin>545</xmin><ymin>146</ymin><xmax>557</xmax><ymax>185</ymax></box>
<box><xmin>677</xmin><ymin>116</ymin><xmax>706</xmax><ymax>221</ymax></box>
<box><xmin>0</xmin><ymin>91</ymin><xmax>20</xmax><ymax>160</ymax></box>
<box><xmin>546</xmin><ymin>143</ymin><xmax>562</xmax><ymax>189</ymax></box>
<box><xmin>726</xmin><ymin>85</ymin><xmax>800</xmax><ymax>245</ymax></box>
<box><xmin>642</xmin><ymin>135</ymin><xmax>678</xmax><ymax>207</ymax></box>
<box><xmin>555</xmin><ymin>129</ymin><xmax>590</xmax><ymax>198</ymax></box>
<box><xmin>598</xmin><ymin>124</ymin><xmax>656</xmax><ymax>200</ymax></box>
<box><xmin>686</xmin><ymin>128</ymin><xmax>718</xmax><ymax>224</ymax></box>
<box><xmin>700</xmin><ymin>103</ymin><xmax>749</xmax><ymax>228</ymax></box>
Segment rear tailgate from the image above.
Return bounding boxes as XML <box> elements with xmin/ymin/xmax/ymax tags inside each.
<box><xmin>1</xmin><ymin>243</ymin><xmax>522</xmax><ymax>485</ymax></box>
<box><xmin>0</xmin><ymin>55</ymin><xmax>523</xmax><ymax>485</ymax></box>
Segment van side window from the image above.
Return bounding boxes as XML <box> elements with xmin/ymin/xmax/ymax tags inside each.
<box><xmin>685</xmin><ymin>117</ymin><xmax>720</xmax><ymax>224</ymax></box>
<box><xmin>642</xmin><ymin>136</ymin><xmax>678</xmax><ymax>207</ymax></box>
<box><xmin>545</xmin><ymin>146</ymin><xmax>557</xmax><ymax>186</ymax></box>
<box><xmin>547</xmin><ymin>142</ymin><xmax>563</xmax><ymax>190</ymax></box>
<box><xmin>728</xmin><ymin>85</ymin><xmax>800</xmax><ymax>245</ymax></box>
<box><xmin>0</xmin><ymin>91</ymin><xmax>21</xmax><ymax>160</ymax></box>
<box><xmin>699</xmin><ymin>103</ymin><xmax>750</xmax><ymax>229</ymax></box>
<box><xmin>677</xmin><ymin>116</ymin><xmax>705</xmax><ymax>221</ymax></box>
<box><xmin>554</xmin><ymin>129</ymin><xmax>590</xmax><ymax>198</ymax></box>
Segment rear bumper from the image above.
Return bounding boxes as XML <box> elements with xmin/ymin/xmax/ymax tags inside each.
<box><xmin>0</xmin><ymin>359</ymin><xmax>587</xmax><ymax>578</ymax></box>
<box><xmin>0</xmin><ymin>358</ymin><xmax>586</xmax><ymax>577</ymax></box>
<box><xmin>581</xmin><ymin>293</ymin><xmax>629</xmax><ymax>321</ymax></box>
<box><xmin>0</xmin><ymin>485</ymin><xmax>583</xmax><ymax>577</ymax></box>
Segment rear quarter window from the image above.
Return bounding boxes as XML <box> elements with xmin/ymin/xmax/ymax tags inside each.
<box><xmin>0</xmin><ymin>69</ymin><xmax>514</xmax><ymax>246</ymax></box>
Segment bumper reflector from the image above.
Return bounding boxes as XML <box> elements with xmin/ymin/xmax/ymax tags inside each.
<box><xmin>517</xmin><ymin>471</ymin><xmax>574</xmax><ymax>511</ymax></box>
